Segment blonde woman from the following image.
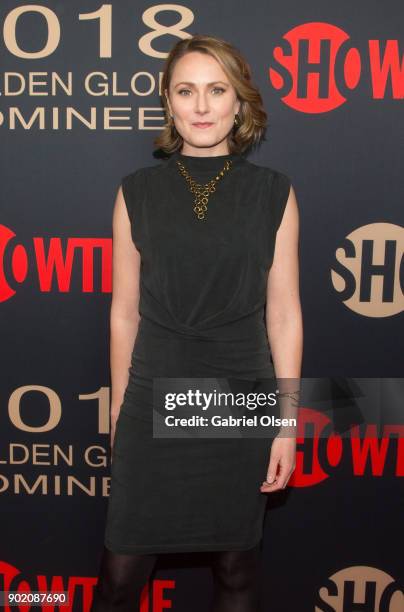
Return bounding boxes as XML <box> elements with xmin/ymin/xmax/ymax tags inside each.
<box><xmin>92</xmin><ymin>34</ymin><xmax>302</xmax><ymax>612</ymax></box>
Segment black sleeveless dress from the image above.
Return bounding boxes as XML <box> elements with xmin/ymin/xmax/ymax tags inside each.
<box><xmin>104</xmin><ymin>150</ymin><xmax>291</xmax><ymax>554</ymax></box>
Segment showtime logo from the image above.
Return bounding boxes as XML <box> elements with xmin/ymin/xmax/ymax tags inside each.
<box><xmin>269</xmin><ymin>22</ymin><xmax>404</xmax><ymax>112</ymax></box>
<box><xmin>289</xmin><ymin>408</ymin><xmax>404</xmax><ymax>487</ymax></box>
<box><xmin>331</xmin><ymin>223</ymin><xmax>404</xmax><ymax>317</ymax></box>
<box><xmin>316</xmin><ymin>565</ymin><xmax>403</xmax><ymax>610</ymax></box>
<box><xmin>0</xmin><ymin>225</ymin><xmax>111</xmax><ymax>302</ymax></box>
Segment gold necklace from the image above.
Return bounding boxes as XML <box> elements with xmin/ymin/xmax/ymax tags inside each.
<box><xmin>175</xmin><ymin>158</ymin><xmax>233</xmax><ymax>220</ymax></box>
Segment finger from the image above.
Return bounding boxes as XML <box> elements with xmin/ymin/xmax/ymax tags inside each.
<box><xmin>265</xmin><ymin>456</ymin><xmax>280</xmax><ymax>485</ymax></box>
<box><xmin>266</xmin><ymin>465</ymin><xmax>293</xmax><ymax>490</ymax></box>
<box><xmin>274</xmin><ymin>460</ymin><xmax>291</xmax><ymax>488</ymax></box>
<box><xmin>260</xmin><ymin>479</ymin><xmax>283</xmax><ymax>492</ymax></box>
<box><xmin>261</xmin><ymin>463</ymin><xmax>293</xmax><ymax>491</ymax></box>
<box><xmin>281</xmin><ymin>467</ymin><xmax>295</xmax><ymax>488</ymax></box>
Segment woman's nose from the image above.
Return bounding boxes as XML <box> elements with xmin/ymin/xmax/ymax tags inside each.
<box><xmin>194</xmin><ymin>93</ymin><xmax>209</xmax><ymax>113</ymax></box>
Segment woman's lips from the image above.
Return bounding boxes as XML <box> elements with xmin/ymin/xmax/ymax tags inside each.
<box><xmin>193</xmin><ymin>122</ymin><xmax>213</xmax><ymax>128</ymax></box>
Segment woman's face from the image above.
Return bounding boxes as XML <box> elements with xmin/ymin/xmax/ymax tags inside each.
<box><xmin>165</xmin><ymin>51</ymin><xmax>240</xmax><ymax>156</ymax></box>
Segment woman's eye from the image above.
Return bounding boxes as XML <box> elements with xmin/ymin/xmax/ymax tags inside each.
<box><xmin>178</xmin><ymin>87</ymin><xmax>226</xmax><ymax>96</ymax></box>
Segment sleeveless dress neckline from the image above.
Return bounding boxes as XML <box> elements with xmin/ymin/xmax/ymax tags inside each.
<box><xmin>167</xmin><ymin>149</ymin><xmax>246</xmax><ymax>173</ymax></box>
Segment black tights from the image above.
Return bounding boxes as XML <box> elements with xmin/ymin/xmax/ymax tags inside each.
<box><xmin>91</xmin><ymin>543</ymin><xmax>262</xmax><ymax>611</ymax></box>
<box><xmin>91</xmin><ymin>546</ymin><xmax>157</xmax><ymax>611</ymax></box>
<box><xmin>210</xmin><ymin>543</ymin><xmax>262</xmax><ymax>611</ymax></box>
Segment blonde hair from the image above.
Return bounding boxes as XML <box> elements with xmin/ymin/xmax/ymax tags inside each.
<box><xmin>153</xmin><ymin>34</ymin><xmax>268</xmax><ymax>155</ymax></box>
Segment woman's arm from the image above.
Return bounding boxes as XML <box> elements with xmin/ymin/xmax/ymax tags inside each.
<box><xmin>109</xmin><ymin>185</ymin><xmax>141</xmax><ymax>451</ymax></box>
<box><xmin>261</xmin><ymin>184</ymin><xmax>303</xmax><ymax>492</ymax></box>
<box><xmin>266</xmin><ymin>183</ymin><xmax>302</xmax><ymax>378</ymax></box>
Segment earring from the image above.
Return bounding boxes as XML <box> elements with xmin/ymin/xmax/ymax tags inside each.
<box><xmin>234</xmin><ymin>113</ymin><xmax>240</xmax><ymax>127</ymax></box>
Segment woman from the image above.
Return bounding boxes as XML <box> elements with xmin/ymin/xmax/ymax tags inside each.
<box><xmin>91</xmin><ymin>34</ymin><xmax>302</xmax><ymax>612</ymax></box>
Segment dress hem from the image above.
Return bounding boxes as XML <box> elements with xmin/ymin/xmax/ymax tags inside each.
<box><xmin>104</xmin><ymin>535</ymin><xmax>262</xmax><ymax>555</ymax></box>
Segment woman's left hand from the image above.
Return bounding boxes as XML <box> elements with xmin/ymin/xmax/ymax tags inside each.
<box><xmin>260</xmin><ymin>435</ymin><xmax>296</xmax><ymax>492</ymax></box>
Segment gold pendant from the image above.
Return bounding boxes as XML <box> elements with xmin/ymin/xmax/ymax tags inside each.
<box><xmin>176</xmin><ymin>159</ymin><xmax>233</xmax><ymax>220</ymax></box>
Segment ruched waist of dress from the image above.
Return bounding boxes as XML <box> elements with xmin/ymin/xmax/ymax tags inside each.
<box><xmin>136</xmin><ymin>309</ymin><xmax>268</xmax><ymax>343</ymax></box>
<box><xmin>121</xmin><ymin>309</ymin><xmax>275</xmax><ymax>422</ymax></box>
<box><xmin>127</xmin><ymin>309</ymin><xmax>274</xmax><ymax>383</ymax></box>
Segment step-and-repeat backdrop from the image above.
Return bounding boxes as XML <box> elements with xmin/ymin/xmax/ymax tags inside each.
<box><xmin>1</xmin><ymin>1</ymin><xmax>403</xmax><ymax>610</ymax></box>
